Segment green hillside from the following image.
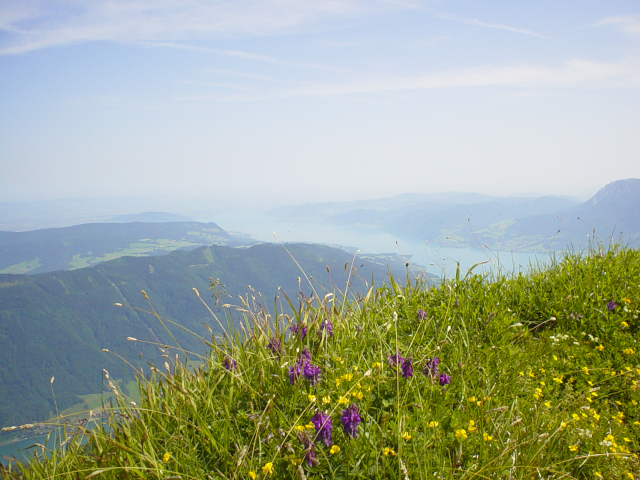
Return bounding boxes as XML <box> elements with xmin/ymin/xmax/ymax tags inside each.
<box><xmin>0</xmin><ymin>243</ymin><xmax>421</xmax><ymax>428</ymax></box>
<box><xmin>3</xmin><ymin>244</ymin><xmax>639</xmax><ymax>479</ymax></box>
<box><xmin>0</xmin><ymin>221</ymin><xmax>252</xmax><ymax>274</ymax></box>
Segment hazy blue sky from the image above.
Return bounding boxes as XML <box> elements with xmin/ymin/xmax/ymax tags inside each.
<box><xmin>1</xmin><ymin>1</ymin><xmax>639</xmax><ymax>206</ymax></box>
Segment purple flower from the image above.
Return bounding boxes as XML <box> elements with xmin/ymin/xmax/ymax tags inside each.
<box><xmin>340</xmin><ymin>403</ymin><xmax>361</xmax><ymax>439</ymax></box>
<box><xmin>401</xmin><ymin>357</ymin><xmax>413</xmax><ymax>379</ymax></box>
<box><xmin>438</xmin><ymin>373</ymin><xmax>451</xmax><ymax>386</ymax></box>
<box><xmin>318</xmin><ymin>320</ymin><xmax>334</xmax><ymax>338</ymax></box>
<box><xmin>311</xmin><ymin>411</ymin><xmax>333</xmax><ymax>446</ymax></box>
<box><xmin>267</xmin><ymin>337</ymin><xmax>281</xmax><ymax>355</ymax></box>
<box><xmin>423</xmin><ymin>357</ymin><xmax>439</xmax><ymax>378</ymax></box>
<box><xmin>289</xmin><ymin>362</ymin><xmax>302</xmax><ymax>385</ymax></box>
<box><xmin>289</xmin><ymin>349</ymin><xmax>322</xmax><ymax>386</ymax></box>
<box><xmin>296</xmin><ymin>430</ymin><xmax>317</xmax><ymax>467</ymax></box>
<box><xmin>607</xmin><ymin>301</ymin><xmax>617</xmax><ymax>311</ymax></box>
<box><xmin>290</xmin><ymin>322</ymin><xmax>308</xmax><ymax>339</ymax></box>
<box><xmin>387</xmin><ymin>351</ymin><xmax>404</xmax><ymax>368</ymax></box>
<box><xmin>303</xmin><ymin>361</ymin><xmax>322</xmax><ymax>386</ymax></box>
<box><xmin>417</xmin><ymin>309</ymin><xmax>427</xmax><ymax>320</ymax></box>
<box><xmin>223</xmin><ymin>356</ymin><xmax>237</xmax><ymax>371</ymax></box>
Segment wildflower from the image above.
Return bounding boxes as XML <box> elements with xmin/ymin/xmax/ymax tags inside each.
<box><xmin>308</xmin><ymin>394</ymin><xmax>316</xmax><ymax>403</ymax></box>
<box><xmin>318</xmin><ymin>320</ymin><xmax>334</xmax><ymax>338</ymax></box>
<box><xmin>423</xmin><ymin>357</ymin><xmax>439</xmax><ymax>378</ymax></box>
<box><xmin>290</xmin><ymin>322</ymin><xmax>308</xmax><ymax>339</ymax></box>
<box><xmin>624</xmin><ymin>347</ymin><xmax>635</xmax><ymax>355</ymax></box>
<box><xmin>483</xmin><ymin>433</ymin><xmax>493</xmax><ymax>441</ymax></box>
<box><xmin>438</xmin><ymin>373</ymin><xmax>451</xmax><ymax>386</ymax></box>
<box><xmin>623</xmin><ymin>297</ymin><xmax>631</xmax><ymax>304</ymax></box>
<box><xmin>223</xmin><ymin>356</ymin><xmax>237</xmax><ymax>371</ymax></box>
<box><xmin>322</xmin><ymin>395</ymin><xmax>331</xmax><ymax>404</ymax></box>
<box><xmin>533</xmin><ymin>388</ymin><xmax>543</xmax><ymax>400</ymax></box>
<box><xmin>267</xmin><ymin>337</ymin><xmax>281</xmax><ymax>355</ymax></box>
<box><xmin>382</xmin><ymin>447</ymin><xmax>396</xmax><ymax>456</ymax></box>
<box><xmin>607</xmin><ymin>301</ymin><xmax>617</xmax><ymax>311</ymax></box>
<box><xmin>296</xmin><ymin>430</ymin><xmax>317</xmax><ymax>467</ymax></box>
<box><xmin>427</xmin><ymin>421</ymin><xmax>439</xmax><ymax>428</ymax></box>
<box><xmin>262</xmin><ymin>462</ymin><xmax>274</xmax><ymax>475</ymax></box>
<box><xmin>248</xmin><ymin>471</ymin><xmax>257</xmax><ymax>479</ymax></box>
<box><xmin>340</xmin><ymin>403</ymin><xmax>362</xmax><ymax>439</ymax></box>
<box><xmin>401</xmin><ymin>357</ymin><xmax>414</xmax><ymax>378</ymax></box>
<box><xmin>468</xmin><ymin>396</ymin><xmax>476</xmax><ymax>403</ymax></box>
<box><xmin>455</xmin><ymin>429</ymin><xmax>468</xmax><ymax>440</ymax></box>
<box><xmin>594</xmin><ymin>473</ymin><xmax>602</xmax><ymax>479</ymax></box>
<box><xmin>311</xmin><ymin>411</ymin><xmax>333</xmax><ymax>447</ymax></box>
<box><xmin>372</xmin><ymin>361</ymin><xmax>382</xmax><ymax>369</ymax></box>
<box><xmin>553</xmin><ymin>376</ymin><xmax>563</xmax><ymax>383</ymax></box>
<box><xmin>402</xmin><ymin>431</ymin><xmax>412</xmax><ymax>441</ymax></box>
<box><xmin>544</xmin><ymin>402</ymin><xmax>551</xmax><ymax>408</ymax></box>
<box><xmin>388</xmin><ymin>351</ymin><xmax>405</xmax><ymax>368</ymax></box>
<box><xmin>417</xmin><ymin>309</ymin><xmax>427</xmax><ymax>320</ymax></box>
<box><xmin>568</xmin><ymin>445</ymin><xmax>578</xmax><ymax>452</ymax></box>
<box><xmin>338</xmin><ymin>396</ymin><xmax>349</xmax><ymax>405</ymax></box>
<box><xmin>163</xmin><ymin>452</ymin><xmax>172</xmax><ymax>464</ymax></box>
<box><xmin>468</xmin><ymin>420</ymin><xmax>477</xmax><ymax>432</ymax></box>
<box><xmin>621</xmin><ymin>321</ymin><xmax>630</xmax><ymax>328</ymax></box>
<box><xmin>329</xmin><ymin>445</ymin><xmax>340</xmax><ymax>455</ymax></box>
<box><xmin>303</xmin><ymin>362</ymin><xmax>322</xmax><ymax>385</ymax></box>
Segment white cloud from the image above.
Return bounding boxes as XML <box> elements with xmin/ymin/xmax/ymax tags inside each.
<box><xmin>0</xmin><ymin>0</ymin><xmax>407</xmax><ymax>55</ymax></box>
<box><xmin>594</xmin><ymin>14</ymin><xmax>640</xmax><ymax>36</ymax></box>
<box><xmin>436</xmin><ymin>13</ymin><xmax>552</xmax><ymax>40</ymax></box>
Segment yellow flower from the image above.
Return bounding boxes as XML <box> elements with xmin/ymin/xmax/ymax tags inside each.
<box><xmin>330</xmin><ymin>445</ymin><xmax>341</xmax><ymax>455</ymax></box>
<box><xmin>455</xmin><ymin>429</ymin><xmax>468</xmax><ymax>440</ymax></box>
<box><xmin>596</xmin><ymin>344</ymin><xmax>605</xmax><ymax>351</ymax></box>
<box><xmin>582</xmin><ymin>366</ymin><xmax>590</xmax><ymax>375</ymax></box>
<box><xmin>427</xmin><ymin>421</ymin><xmax>439</xmax><ymax>428</ymax></box>
<box><xmin>544</xmin><ymin>401</ymin><xmax>551</xmax><ymax>408</ymax></box>
<box><xmin>623</xmin><ymin>297</ymin><xmax>631</xmax><ymax>304</ymax></box>
<box><xmin>594</xmin><ymin>472</ymin><xmax>602</xmax><ymax>478</ymax></box>
<box><xmin>322</xmin><ymin>395</ymin><xmax>331</xmax><ymax>404</ymax></box>
<box><xmin>468</xmin><ymin>396</ymin><xmax>476</xmax><ymax>403</ymax></box>
<box><xmin>621</xmin><ymin>321</ymin><xmax>630</xmax><ymax>328</ymax></box>
<box><xmin>262</xmin><ymin>462</ymin><xmax>274</xmax><ymax>475</ymax></box>
<box><xmin>624</xmin><ymin>473</ymin><xmax>634</xmax><ymax>480</ymax></box>
<box><xmin>335</xmin><ymin>356</ymin><xmax>343</xmax><ymax>363</ymax></box>
<box><xmin>163</xmin><ymin>452</ymin><xmax>172</xmax><ymax>464</ymax></box>
<box><xmin>572</xmin><ymin>413</ymin><xmax>580</xmax><ymax>421</ymax></box>
<box><xmin>468</xmin><ymin>420</ymin><xmax>477</xmax><ymax>432</ymax></box>
<box><xmin>372</xmin><ymin>361</ymin><xmax>382</xmax><ymax>369</ymax></box>
<box><xmin>533</xmin><ymin>388</ymin><xmax>544</xmax><ymax>400</ymax></box>
<box><xmin>308</xmin><ymin>394</ymin><xmax>316</xmax><ymax>403</ymax></box>
<box><xmin>568</xmin><ymin>445</ymin><xmax>578</xmax><ymax>452</ymax></box>
<box><xmin>295</xmin><ymin>425</ymin><xmax>305</xmax><ymax>431</ymax></box>
<box><xmin>382</xmin><ymin>447</ymin><xmax>396</xmax><ymax>456</ymax></box>
<box><xmin>338</xmin><ymin>396</ymin><xmax>349</xmax><ymax>405</ymax></box>
<box><xmin>341</xmin><ymin>373</ymin><xmax>353</xmax><ymax>381</ymax></box>
<box><xmin>553</xmin><ymin>376</ymin><xmax>563</xmax><ymax>383</ymax></box>
<box><xmin>248</xmin><ymin>471</ymin><xmax>257</xmax><ymax>480</ymax></box>
<box><xmin>402</xmin><ymin>431</ymin><xmax>412</xmax><ymax>441</ymax></box>
<box><xmin>553</xmin><ymin>355</ymin><xmax>558</xmax><ymax>361</ymax></box>
<box><xmin>305</xmin><ymin>423</ymin><xmax>314</xmax><ymax>430</ymax></box>
<box><xmin>623</xmin><ymin>347</ymin><xmax>635</xmax><ymax>355</ymax></box>
<box><xmin>560</xmin><ymin>421</ymin><xmax>568</xmax><ymax>428</ymax></box>
<box><xmin>483</xmin><ymin>433</ymin><xmax>493</xmax><ymax>441</ymax></box>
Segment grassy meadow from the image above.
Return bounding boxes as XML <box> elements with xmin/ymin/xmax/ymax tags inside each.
<box><xmin>2</xmin><ymin>243</ymin><xmax>639</xmax><ymax>479</ymax></box>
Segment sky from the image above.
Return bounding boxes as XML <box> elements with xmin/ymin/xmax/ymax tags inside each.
<box><xmin>1</xmin><ymin>0</ymin><xmax>640</xmax><ymax>207</ymax></box>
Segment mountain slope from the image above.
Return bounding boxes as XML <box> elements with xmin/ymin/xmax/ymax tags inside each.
<box><xmin>0</xmin><ymin>221</ymin><xmax>253</xmax><ymax>274</ymax></box>
<box><xmin>0</xmin><ymin>243</ymin><xmax>423</xmax><ymax>426</ymax></box>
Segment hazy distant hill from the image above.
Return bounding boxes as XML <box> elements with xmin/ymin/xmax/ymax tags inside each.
<box><xmin>270</xmin><ymin>192</ymin><xmax>580</xmax><ymax>250</ymax></box>
<box><xmin>108</xmin><ymin>211</ymin><xmax>192</xmax><ymax>223</ymax></box>
<box><xmin>0</xmin><ymin>221</ymin><xmax>254</xmax><ymax>274</ymax></box>
<box><xmin>0</xmin><ymin>243</ymin><xmax>425</xmax><ymax>426</ymax></box>
<box><xmin>488</xmin><ymin>179</ymin><xmax>640</xmax><ymax>251</ymax></box>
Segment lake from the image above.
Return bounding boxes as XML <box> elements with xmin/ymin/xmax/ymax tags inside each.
<box><xmin>210</xmin><ymin>212</ymin><xmax>553</xmax><ymax>279</ymax></box>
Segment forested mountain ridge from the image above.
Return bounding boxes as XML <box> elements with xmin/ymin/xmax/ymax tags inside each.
<box><xmin>0</xmin><ymin>242</ymin><xmax>424</xmax><ymax>427</ymax></box>
<box><xmin>0</xmin><ymin>221</ymin><xmax>253</xmax><ymax>274</ymax></box>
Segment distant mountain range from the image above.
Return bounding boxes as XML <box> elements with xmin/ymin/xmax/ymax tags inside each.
<box><xmin>270</xmin><ymin>179</ymin><xmax>640</xmax><ymax>252</ymax></box>
<box><xmin>0</xmin><ymin>242</ymin><xmax>424</xmax><ymax>427</ymax></box>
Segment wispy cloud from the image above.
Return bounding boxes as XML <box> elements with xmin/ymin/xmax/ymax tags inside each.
<box><xmin>593</xmin><ymin>14</ymin><xmax>640</xmax><ymax>36</ymax></box>
<box><xmin>436</xmin><ymin>13</ymin><xmax>552</xmax><ymax>40</ymax></box>
<box><xmin>176</xmin><ymin>56</ymin><xmax>640</xmax><ymax>102</ymax></box>
<box><xmin>0</xmin><ymin>0</ymin><xmax>407</xmax><ymax>55</ymax></box>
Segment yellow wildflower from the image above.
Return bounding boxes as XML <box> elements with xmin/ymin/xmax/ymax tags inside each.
<box><xmin>322</xmin><ymin>395</ymin><xmax>331</xmax><ymax>404</ymax></box>
<box><xmin>308</xmin><ymin>394</ymin><xmax>316</xmax><ymax>403</ymax></box>
<box><xmin>553</xmin><ymin>355</ymin><xmax>558</xmax><ymax>361</ymax></box>
<box><xmin>595</xmin><ymin>472</ymin><xmax>602</xmax><ymax>478</ymax></box>
<box><xmin>330</xmin><ymin>445</ymin><xmax>341</xmax><ymax>454</ymax></box>
<box><xmin>624</xmin><ymin>347</ymin><xmax>635</xmax><ymax>355</ymax></box>
<box><xmin>305</xmin><ymin>423</ymin><xmax>314</xmax><ymax>430</ymax></box>
<box><xmin>621</xmin><ymin>321</ymin><xmax>630</xmax><ymax>328</ymax></box>
<box><xmin>248</xmin><ymin>471</ymin><xmax>257</xmax><ymax>480</ymax></box>
<box><xmin>468</xmin><ymin>396</ymin><xmax>476</xmax><ymax>403</ymax></box>
<box><xmin>382</xmin><ymin>447</ymin><xmax>396</xmax><ymax>456</ymax></box>
<box><xmin>553</xmin><ymin>376</ymin><xmax>563</xmax><ymax>383</ymax></box>
<box><xmin>568</xmin><ymin>445</ymin><xmax>578</xmax><ymax>452</ymax></box>
<box><xmin>338</xmin><ymin>396</ymin><xmax>349</xmax><ymax>405</ymax></box>
<box><xmin>483</xmin><ymin>433</ymin><xmax>493</xmax><ymax>441</ymax></box>
<box><xmin>295</xmin><ymin>425</ymin><xmax>305</xmax><ymax>431</ymax></box>
<box><xmin>456</xmin><ymin>429</ymin><xmax>468</xmax><ymax>440</ymax></box>
<box><xmin>372</xmin><ymin>361</ymin><xmax>382</xmax><ymax>369</ymax></box>
<box><xmin>402</xmin><ymin>431</ymin><xmax>412</xmax><ymax>441</ymax></box>
<box><xmin>468</xmin><ymin>420</ymin><xmax>477</xmax><ymax>432</ymax></box>
<box><xmin>596</xmin><ymin>344</ymin><xmax>605</xmax><ymax>351</ymax></box>
<box><xmin>544</xmin><ymin>401</ymin><xmax>551</xmax><ymax>408</ymax></box>
<box><xmin>163</xmin><ymin>452</ymin><xmax>172</xmax><ymax>464</ymax></box>
<box><xmin>262</xmin><ymin>462</ymin><xmax>274</xmax><ymax>475</ymax></box>
<box><xmin>427</xmin><ymin>421</ymin><xmax>439</xmax><ymax>428</ymax></box>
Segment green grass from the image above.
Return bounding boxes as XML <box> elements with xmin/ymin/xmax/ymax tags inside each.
<box><xmin>0</xmin><ymin>257</ymin><xmax>42</xmax><ymax>274</ymax></box>
<box><xmin>3</xmin><ymin>244</ymin><xmax>639</xmax><ymax>479</ymax></box>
